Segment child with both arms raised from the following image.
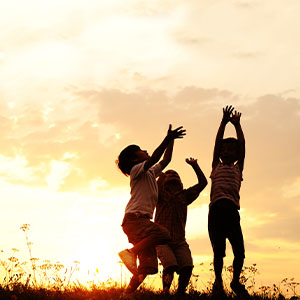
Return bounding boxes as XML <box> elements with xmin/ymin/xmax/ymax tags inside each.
<box><xmin>209</xmin><ymin>105</ymin><xmax>248</xmax><ymax>297</ymax></box>
<box><xmin>117</xmin><ymin>124</ymin><xmax>186</xmax><ymax>298</ymax></box>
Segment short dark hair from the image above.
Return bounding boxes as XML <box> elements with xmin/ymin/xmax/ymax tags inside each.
<box><xmin>222</xmin><ymin>137</ymin><xmax>239</xmax><ymax>145</ymax></box>
<box><xmin>116</xmin><ymin>144</ymin><xmax>140</xmax><ymax>176</ymax></box>
<box><xmin>221</xmin><ymin>137</ymin><xmax>240</xmax><ymax>158</ymax></box>
<box><xmin>163</xmin><ymin>170</ymin><xmax>183</xmax><ymax>190</ymax></box>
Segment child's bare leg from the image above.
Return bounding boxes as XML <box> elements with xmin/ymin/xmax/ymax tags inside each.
<box><xmin>120</xmin><ymin>222</ymin><xmax>170</xmax><ymax>275</ymax></box>
<box><xmin>162</xmin><ymin>266</ymin><xmax>176</xmax><ymax>294</ymax></box>
<box><xmin>232</xmin><ymin>256</ymin><xmax>244</xmax><ymax>283</ymax></box>
<box><xmin>212</xmin><ymin>256</ymin><xmax>226</xmax><ymax>296</ymax></box>
<box><xmin>130</xmin><ymin>236</ymin><xmax>156</xmax><ymax>255</ymax></box>
<box><xmin>130</xmin><ymin>235</ymin><xmax>169</xmax><ymax>255</ymax></box>
<box><xmin>213</xmin><ymin>255</ymin><xmax>223</xmax><ymax>283</ymax></box>
<box><xmin>230</xmin><ymin>256</ymin><xmax>249</xmax><ymax>296</ymax></box>
<box><xmin>177</xmin><ymin>266</ymin><xmax>193</xmax><ymax>295</ymax></box>
<box><xmin>124</xmin><ymin>274</ymin><xmax>146</xmax><ymax>294</ymax></box>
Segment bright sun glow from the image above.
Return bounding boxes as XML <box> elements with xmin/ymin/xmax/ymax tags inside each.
<box><xmin>73</xmin><ymin>243</ymin><xmax>122</xmax><ymax>284</ymax></box>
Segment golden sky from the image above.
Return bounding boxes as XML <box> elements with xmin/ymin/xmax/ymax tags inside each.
<box><xmin>0</xmin><ymin>0</ymin><xmax>300</xmax><ymax>288</ymax></box>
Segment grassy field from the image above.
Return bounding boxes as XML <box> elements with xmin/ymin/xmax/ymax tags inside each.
<box><xmin>0</xmin><ymin>224</ymin><xmax>299</xmax><ymax>300</ymax></box>
<box><xmin>0</xmin><ymin>285</ymin><xmax>299</xmax><ymax>300</ymax></box>
<box><xmin>1</xmin><ymin>257</ymin><xmax>299</xmax><ymax>300</ymax></box>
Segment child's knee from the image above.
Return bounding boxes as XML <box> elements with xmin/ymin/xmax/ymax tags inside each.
<box><xmin>179</xmin><ymin>265</ymin><xmax>193</xmax><ymax>275</ymax></box>
<box><xmin>157</xmin><ymin>227</ymin><xmax>171</xmax><ymax>244</ymax></box>
<box><xmin>214</xmin><ymin>253</ymin><xmax>225</xmax><ymax>261</ymax></box>
<box><xmin>233</xmin><ymin>249</ymin><xmax>245</xmax><ymax>260</ymax></box>
<box><xmin>234</xmin><ymin>254</ymin><xmax>245</xmax><ymax>262</ymax></box>
<box><xmin>164</xmin><ymin>265</ymin><xmax>178</xmax><ymax>275</ymax></box>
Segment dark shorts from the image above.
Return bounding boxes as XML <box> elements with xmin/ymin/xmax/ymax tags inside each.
<box><xmin>122</xmin><ymin>213</ymin><xmax>171</xmax><ymax>275</ymax></box>
<box><xmin>208</xmin><ymin>199</ymin><xmax>245</xmax><ymax>259</ymax></box>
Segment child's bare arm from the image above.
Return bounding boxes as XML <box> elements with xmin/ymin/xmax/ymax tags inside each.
<box><xmin>186</xmin><ymin>158</ymin><xmax>207</xmax><ymax>191</ymax></box>
<box><xmin>212</xmin><ymin>105</ymin><xmax>234</xmax><ymax>168</ymax></box>
<box><xmin>144</xmin><ymin>125</ymin><xmax>186</xmax><ymax>171</ymax></box>
<box><xmin>230</xmin><ymin>110</ymin><xmax>245</xmax><ymax>172</ymax></box>
<box><xmin>159</xmin><ymin>139</ymin><xmax>174</xmax><ymax>170</ymax></box>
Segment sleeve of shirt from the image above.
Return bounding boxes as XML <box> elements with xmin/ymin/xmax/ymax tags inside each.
<box><xmin>238</xmin><ymin>164</ymin><xmax>244</xmax><ymax>181</ymax></box>
<box><xmin>130</xmin><ymin>161</ymin><xmax>146</xmax><ymax>179</ymax></box>
<box><xmin>150</xmin><ymin>162</ymin><xmax>163</xmax><ymax>178</ymax></box>
<box><xmin>233</xmin><ymin>163</ymin><xmax>243</xmax><ymax>181</ymax></box>
<box><xmin>185</xmin><ymin>185</ymin><xmax>201</xmax><ymax>205</ymax></box>
<box><xmin>210</xmin><ymin>163</ymin><xmax>218</xmax><ymax>179</ymax></box>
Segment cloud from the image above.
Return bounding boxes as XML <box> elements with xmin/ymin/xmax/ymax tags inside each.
<box><xmin>186</xmin><ymin>205</ymin><xmax>209</xmax><ymax>239</ymax></box>
<box><xmin>46</xmin><ymin>160</ymin><xmax>73</xmax><ymax>191</ymax></box>
<box><xmin>2</xmin><ymin>0</ymin><xmax>300</xmax><ymax>100</ymax></box>
<box><xmin>234</xmin><ymin>0</ymin><xmax>260</xmax><ymax>9</ymax></box>
<box><xmin>233</xmin><ymin>50</ymin><xmax>263</xmax><ymax>59</ymax></box>
<box><xmin>241</xmin><ymin>95</ymin><xmax>300</xmax><ymax>197</ymax></box>
<box><xmin>245</xmin><ymin>206</ymin><xmax>300</xmax><ymax>243</ymax></box>
<box><xmin>123</xmin><ymin>0</ymin><xmax>180</xmax><ymax>16</ymax></box>
<box><xmin>0</xmin><ymin>154</ymin><xmax>39</xmax><ymax>184</ymax></box>
<box><xmin>282</xmin><ymin>177</ymin><xmax>300</xmax><ymax>199</ymax></box>
<box><xmin>188</xmin><ymin>236</ymin><xmax>212</xmax><ymax>256</ymax></box>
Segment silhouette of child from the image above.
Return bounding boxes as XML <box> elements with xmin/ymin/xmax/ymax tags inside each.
<box><xmin>155</xmin><ymin>157</ymin><xmax>207</xmax><ymax>296</ymax></box>
<box><xmin>209</xmin><ymin>105</ymin><xmax>248</xmax><ymax>297</ymax></box>
<box><xmin>117</xmin><ymin>124</ymin><xmax>186</xmax><ymax>297</ymax></box>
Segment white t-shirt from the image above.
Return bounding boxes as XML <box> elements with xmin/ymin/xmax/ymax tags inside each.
<box><xmin>125</xmin><ymin>161</ymin><xmax>162</xmax><ymax>219</ymax></box>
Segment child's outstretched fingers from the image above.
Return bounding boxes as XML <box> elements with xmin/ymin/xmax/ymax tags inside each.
<box><xmin>176</xmin><ymin>126</ymin><xmax>186</xmax><ymax>138</ymax></box>
<box><xmin>222</xmin><ymin>105</ymin><xmax>234</xmax><ymax>123</ymax></box>
<box><xmin>168</xmin><ymin>125</ymin><xmax>186</xmax><ymax>139</ymax></box>
<box><xmin>186</xmin><ymin>157</ymin><xmax>197</xmax><ymax>165</ymax></box>
<box><xmin>231</xmin><ymin>110</ymin><xmax>242</xmax><ymax>125</ymax></box>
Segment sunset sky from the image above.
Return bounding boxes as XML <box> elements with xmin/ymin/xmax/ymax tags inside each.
<box><xmin>0</xmin><ymin>0</ymin><xmax>299</xmax><ymax>289</ymax></box>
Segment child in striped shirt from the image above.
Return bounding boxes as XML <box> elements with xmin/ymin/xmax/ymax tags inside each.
<box><xmin>209</xmin><ymin>105</ymin><xmax>248</xmax><ymax>297</ymax></box>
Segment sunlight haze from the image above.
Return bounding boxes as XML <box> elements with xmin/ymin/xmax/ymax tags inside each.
<box><xmin>0</xmin><ymin>0</ymin><xmax>299</xmax><ymax>289</ymax></box>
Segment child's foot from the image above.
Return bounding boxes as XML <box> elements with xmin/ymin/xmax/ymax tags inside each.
<box><xmin>162</xmin><ymin>287</ymin><xmax>170</xmax><ymax>295</ymax></box>
<box><xmin>118</xmin><ymin>249</ymin><xmax>138</xmax><ymax>275</ymax></box>
<box><xmin>230</xmin><ymin>281</ymin><xmax>249</xmax><ymax>297</ymax></box>
<box><xmin>212</xmin><ymin>280</ymin><xmax>227</xmax><ymax>298</ymax></box>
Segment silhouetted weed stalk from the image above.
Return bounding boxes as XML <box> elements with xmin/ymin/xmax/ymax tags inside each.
<box><xmin>187</xmin><ymin>262</ymin><xmax>299</xmax><ymax>299</ymax></box>
<box><xmin>0</xmin><ymin>224</ymin><xmax>299</xmax><ymax>300</ymax></box>
<box><xmin>0</xmin><ymin>224</ymin><xmax>80</xmax><ymax>291</ymax></box>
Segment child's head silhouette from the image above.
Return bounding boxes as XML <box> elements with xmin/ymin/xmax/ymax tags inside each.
<box><xmin>117</xmin><ymin>144</ymin><xmax>149</xmax><ymax>176</ymax></box>
<box><xmin>160</xmin><ymin>169</ymin><xmax>183</xmax><ymax>190</ymax></box>
<box><xmin>220</xmin><ymin>137</ymin><xmax>239</xmax><ymax>164</ymax></box>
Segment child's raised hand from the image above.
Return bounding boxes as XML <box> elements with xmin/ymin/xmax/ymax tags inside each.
<box><xmin>185</xmin><ymin>157</ymin><xmax>198</xmax><ymax>166</ymax></box>
<box><xmin>167</xmin><ymin>124</ymin><xmax>186</xmax><ymax>140</ymax></box>
<box><xmin>222</xmin><ymin>105</ymin><xmax>234</xmax><ymax>123</ymax></box>
<box><xmin>230</xmin><ymin>110</ymin><xmax>242</xmax><ymax>125</ymax></box>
